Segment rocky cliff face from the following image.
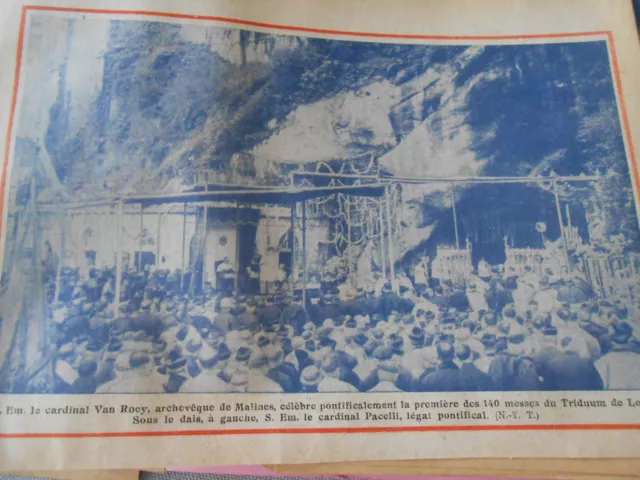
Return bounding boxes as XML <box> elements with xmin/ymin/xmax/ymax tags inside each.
<box><xmin>19</xmin><ymin>17</ymin><xmax>638</xmax><ymax>256</ymax></box>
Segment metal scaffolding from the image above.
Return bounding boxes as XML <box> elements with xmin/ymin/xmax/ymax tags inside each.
<box><xmin>37</xmin><ymin>172</ymin><xmax>599</xmax><ymax>313</ymax></box>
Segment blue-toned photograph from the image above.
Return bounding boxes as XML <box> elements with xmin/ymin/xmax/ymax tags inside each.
<box><xmin>2</xmin><ymin>14</ymin><xmax>640</xmax><ymax>394</ymax></box>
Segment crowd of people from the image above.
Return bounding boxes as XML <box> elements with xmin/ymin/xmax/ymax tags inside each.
<box><xmin>47</xmin><ymin>256</ymin><xmax>640</xmax><ymax>394</ymax></box>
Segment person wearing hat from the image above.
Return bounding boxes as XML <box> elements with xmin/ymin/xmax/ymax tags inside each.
<box><xmin>280</xmin><ymin>323</ymin><xmax>296</xmax><ymax>341</ymax></box>
<box><xmin>487</xmin><ymin>331</ymin><xmax>537</xmax><ymax>391</ymax></box>
<box><xmin>311</xmin><ymin>295</ymin><xmax>340</xmax><ymax>328</ymax></box>
<box><xmin>258</xmin><ymin>296</ymin><xmax>282</xmax><ymax>329</ymax></box>
<box><xmin>555</xmin><ymin>308</ymin><xmax>601</xmax><ymax>361</ymax></box>
<box><xmin>526</xmin><ymin>325</ymin><xmax>560</xmax><ymax>382</ymax></box>
<box><xmin>457</xmin><ymin>343</ymin><xmax>491</xmax><ymax>391</ymax></box>
<box><xmin>159</xmin><ymin>299</ymin><xmax>177</xmax><ymax>320</ymax></box>
<box><xmin>341</xmin><ymin>317</ymin><xmax>358</xmax><ymax>342</ymax></box>
<box><xmin>247</xmin><ymin>345</ymin><xmax>285</xmax><ymax>393</ymax></box>
<box><xmin>96</xmin><ymin>351</ymin><xmax>168</xmax><ymax>393</ymax></box>
<box><xmin>157</xmin><ymin>323</ymin><xmax>190</xmax><ymax>355</ymax></box>
<box><xmin>59</xmin><ymin>298</ymin><xmax>92</xmax><ymax>345</ymax></box>
<box><xmin>246</xmin><ymin>253</ymin><xmax>261</xmax><ymax>294</ymax></box>
<box><xmin>249</xmin><ymin>335</ymin><xmax>271</xmax><ymax>369</ymax></box>
<box><xmin>302</xmin><ymin>321</ymin><xmax>316</xmax><ymax>335</ymax></box>
<box><xmin>299</xmin><ymin>365</ymin><xmax>322</xmax><ymax>393</ymax></box>
<box><xmin>534</xmin><ymin>332</ymin><xmax>603</xmax><ymax>391</ymax></box>
<box><xmin>436</xmin><ymin>315</ymin><xmax>457</xmax><ymax>346</ymax></box>
<box><xmin>341</xmin><ymin>334</ymin><xmax>374</xmax><ymax>391</ymax></box>
<box><xmin>595</xmin><ymin>322</ymin><xmax>640</xmax><ymax>389</ymax></box>
<box><xmin>532</xmin><ymin>276</ymin><xmax>559</xmax><ymax>315</ymax></box>
<box><xmin>212</xmin><ymin>296</ymin><xmax>235</xmax><ymax>334</ymax></box>
<box><xmin>87</xmin><ymin>306</ymin><xmax>111</xmax><ymax>341</ymax></box>
<box><xmin>132</xmin><ymin>299</ymin><xmax>162</xmax><ymax>336</ymax></box>
<box><xmin>401</xmin><ymin>327</ymin><xmax>438</xmax><ymax>384</ymax></box>
<box><xmin>477</xmin><ymin>258</ymin><xmax>492</xmax><ymax>282</ymax></box>
<box><xmin>316</xmin><ymin>353</ymin><xmax>358</xmax><ymax>393</ymax></box>
<box><xmin>53</xmin><ymin>343</ymin><xmax>80</xmax><ymax>393</ymax></box>
<box><xmin>284</xmin><ymin>336</ymin><xmax>314</xmax><ymax>373</ymax></box>
<box><xmin>497</xmin><ymin>320</ymin><xmax>512</xmax><ymax>342</ymax></box>
<box><xmin>424</xmin><ymin>320</ymin><xmax>438</xmax><ymax>341</ymax></box>
<box><xmin>342</xmin><ymin>286</ymin><xmax>365</xmax><ymax>317</ymax></box>
<box><xmin>52</xmin><ymin>302</ymin><xmax>69</xmax><ymax>327</ymax></box>
<box><xmin>362</xmin><ymin>329</ymin><xmax>384</xmax><ymax>358</ymax></box>
<box><xmin>484</xmin><ymin>270</ymin><xmax>514</xmax><ymax>313</ymax></box>
<box><xmin>189</xmin><ymin>303</ymin><xmax>213</xmax><ymax>332</ymax></box>
<box><xmin>522</xmin><ymin>265</ymin><xmax>540</xmax><ymax>288</ymax></box>
<box><xmin>580</xmin><ymin>305</ymin><xmax>611</xmax><ymax>350</ymax></box>
<box><xmin>336</xmin><ymin>275</ymin><xmax>357</xmax><ymax>303</ymax></box>
<box><xmin>513</xmin><ymin>276</ymin><xmax>537</xmax><ymax>318</ymax></box>
<box><xmin>343</xmin><ymin>333</ymin><xmax>368</xmax><ymax>365</ymax></box>
<box><xmin>487</xmin><ymin>322</ymin><xmax>539</xmax><ymax>391</ymax></box>
<box><xmin>193</xmin><ymin>337</ymin><xmax>220</xmax><ymax>366</ymax></box>
<box><xmin>94</xmin><ymin>339</ymin><xmax>122</xmax><ymax>387</ymax></box>
<box><xmin>310</xmin><ymin>335</ymin><xmax>336</xmax><ymax>366</ymax></box>
<box><xmin>280</xmin><ymin>296</ymin><xmax>306</xmax><ymax>332</ymax></box>
<box><xmin>396</xmin><ymin>271</ymin><xmax>417</xmax><ymax>303</ymax></box>
<box><xmin>183</xmin><ymin>346</ymin><xmax>246</xmax><ymax>393</ymax></box>
<box><xmin>408</xmin><ymin>326</ymin><xmax>425</xmax><ymax>349</ymax></box>
<box><xmin>225</xmin><ymin>324</ymin><xmax>254</xmax><ymax>354</ymax></box>
<box><xmin>161</xmin><ymin>356</ymin><xmax>191</xmax><ymax>393</ymax></box>
<box><xmin>164</xmin><ymin>268</ymin><xmax>180</xmax><ymax>296</ymax></box>
<box><xmin>225</xmin><ymin>368</ymin><xmax>250</xmax><ymax>393</ymax></box>
<box><xmin>378</xmin><ymin>282</ymin><xmax>402</xmax><ymax>319</ymax></box>
<box><xmin>413</xmin><ymin>295</ymin><xmax>438</xmax><ymax>319</ymax></box>
<box><xmin>69</xmin><ymin>359</ymin><xmax>99</xmax><ymax>394</ymax></box>
<box><xmin>366</xmin><ymin>313</ymin><xmax>381</xmax><ymax>329</ymax></box>
<box><xmin>421</xmin><ymin>309</ymin><xmax>438</xmax><ymax>327</ymax></box>
<box><xmin>397</xmin><ymin>313</ymin><xmax>415</xmax><ymax>337</ymax></box>
<box><xmin>481</xmin><ymin>311</ymin><xmax>499</xmax><ymax>331</ymax></box>
<box><xmin>321</xmin><ymin>318</ymin><xmax>336</xmax><ymax>332</ymax></box>
<box><xmin>327</xmin><ymin>321</ymin><xmax>350</xmax><ymax>353</ymax></box>
<box><xmin>384</xmin><ymin>333</ymin><xmax>406</xmax><ymax>358</ymax></box>
<box><xmin>262</xmin><ymin>341</ymin><xmax>300</xmax><ymax>393</ymax></box>
<box><xmin>367</xmin><ymin>346</ymin><xmax>403</xmax><ymax>392</ymax></box>
<box><xmin>501</xmin><ymin>304</ymin><xmax>519</xmax><ymax>328</ymax></box>
<box><xmin>215</xmin><ymin>257</ymin><xmax>236</xmax><ymax>294</ymax></box>
<box><xmin>466</xmin><ymin>279</ymin><xmax>489</xmax><ymax>313</ymax></box>
<box><xmin>416</xmin><ymin>341</ymin><xmax>460</xmax><ymax>392</ymax></box>
<box><xmin>235</xmin><ymin>300</ymin><xmax>259</xmax><ymax>331</ymax></box>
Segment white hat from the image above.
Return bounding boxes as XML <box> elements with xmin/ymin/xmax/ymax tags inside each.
<box><xmin>55</xmin><ymin>359</ymin><xmax>79</xmax><ymax>385</ymax></box>
<box><xmin>300</xmin><ymin>366</ymin><xmax>322</xmax><ymax>387</ymax></box>
<box><xmin>220</xmin><ymin>298</ymin><xmax>234</xmax><ymax>310</ymax></box>
<box><xmin>265</xmin><ymin>345</ymin><xmax>284</xmax><ymax>365</ymax></box>
<box><xmin>58</xmin><ymin>343</ymin><xmax>75</xmax><ymax>356</ymax></box>
<box><xmin>355</xmin><ymin>315</ymin><xmax>369</xmax><ymax>328</ymax></box>
<box><xmin>291</xmin><ymin>336</ymin><xmax>305</xmax><ymax>350</ymax></box>
<box><xmin>455</xmin><ymin>327</ymin><xmax>471</xmax><ymax>342</ymax></box>
<box><xmin>322</xmin><ymin>318</ymin><xmax>335</xmax><ymax>329</ymax></box>
<box><xmin>114</xmin><ymin>353</ymin><xmax>131</xmax><ymax>372</ymax></box>
<box><xmin>230</xmin><ymin>369</ymin><xmax>249</xmax><ymax>387</ymax></box>
<box><xmin>199</xmin><ymin>343</ymin><xmax>217</xmax><ymax>362</ymax></box>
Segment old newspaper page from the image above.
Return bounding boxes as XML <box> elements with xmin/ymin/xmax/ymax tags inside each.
<box><xmin>0</xmin><ymin>0</ymin><xmax>640</xmax><ymax>470</ymax></box>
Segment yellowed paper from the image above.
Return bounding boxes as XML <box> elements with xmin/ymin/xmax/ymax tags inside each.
<box><xmin>1</xmin><ymin>0</ymin><xmax>640</xmax><ymax>470</ymax></box>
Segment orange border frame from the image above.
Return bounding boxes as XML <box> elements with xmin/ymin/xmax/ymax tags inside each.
<box><xmin>1</xmin><ymin>5</ymin><xmax>639</xmax><ymax>439</ymax></box>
